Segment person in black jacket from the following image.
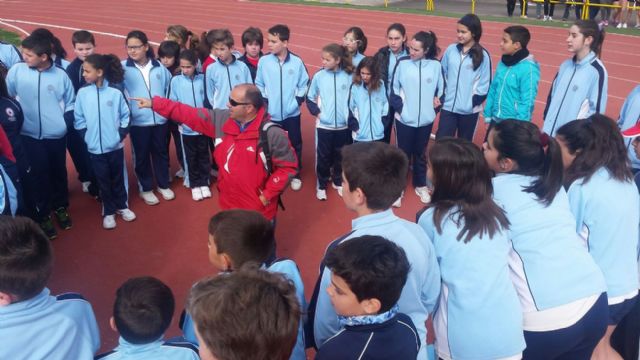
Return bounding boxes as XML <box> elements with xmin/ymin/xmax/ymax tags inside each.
<box><xmin>316</xmin><ymin>235</ymin><xmax>420</xmax><ymax>360</ymax></box>
<box><xmin>373</xmin><ymin>23</ymin><xmax>407</xmax><ymax>144</ymax></box>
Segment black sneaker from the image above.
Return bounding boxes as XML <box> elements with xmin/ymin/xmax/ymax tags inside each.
<box><xmin>39</xmin><ymin>216</ymin><xmax>58</xmax><ymax>240</ymax></box>
<box><xmin>54</xmin><ymin>207</ymin><xmax>72</xmax><ymax>230</ymax></box>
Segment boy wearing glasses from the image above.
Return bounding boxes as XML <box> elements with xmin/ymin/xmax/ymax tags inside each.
<box><xmin>132</xmin><ymin>84</ymin><xmax>298</xmax><ymax>221</ymax></box>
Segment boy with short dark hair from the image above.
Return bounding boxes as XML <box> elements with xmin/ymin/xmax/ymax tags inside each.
<box><xmin>66</xmin><ymin>30</ymin><xmax>99</xmax><ymax>199</ymax></box>
<box><xmin>309</xmin><ymin>141</ymin><xmax>440</xmax><ymax>360</ymax></box>
<box><xmin>483</xmin><ymin>25</ymin><xmax>540</xmax><ymax>125</ymax></box>
<box><xmin>6</xmin><ymin>34</ymin><xmax>76</xmax><ymax>239</ymax></box>
<box><xmin>205</xmin><ymin>29</ymin><xmax>252</xmax><ymax>111</ymax></box>
<box><xmin>238</xmin><ymin>27</ymin><xmax>264</xmax><ymax>82</ymax></box>
<box><xmin>95</xmin><ymin>276</ymin><xmax>199</xmax><ymax>360</ymax></box>
<box><xmin>0</xmin><ymin>215</ymin><xmax>100</xmax><ymax>359</ymax></box>
<box><xmin>256</xmin><ymin>24</ymin><xmax>309</xmax><ymax>191</ymax></box>
<box><xmin>317</xmin><ymin>235</ymin><xmax>419</xmax><ymax>359</ymax></box>
<box><xmin>179</xmin><ymin>209</ymin><xmax>307</xmax><ymax>360</ymax></box>
<box><xmin>158</xmin><ymin>40</ymin><xmax>181</xmax><ymax>76</ymax></box>
<box><xmin>188</xmin><ymin>266</ymin><xmax>301</xmax><ymax>360</ymax></box>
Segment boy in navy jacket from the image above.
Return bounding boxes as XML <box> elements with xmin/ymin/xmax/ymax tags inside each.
<box><xmin>0</xmin><ymin>216</ymin><xmax>100</xmax><ymax>360</ymax></box>
<box><xmin>256</xmin><ymin>24</ymin><xmax>309</xmax><ymax>190</ymax></box>
<box><xmin>316</xmin><ymin>235</ymin><xmax>420</xmax><ymax>359</ymax></box>
<box><xmin>95</xmin><ymin>277</ymin><xmax>199</xmax><ymax>360</ymax></box>
<box><xmin>6</xmin><ymin>34</ymin><xmax>75</xmax><ymax>239</ymax></box>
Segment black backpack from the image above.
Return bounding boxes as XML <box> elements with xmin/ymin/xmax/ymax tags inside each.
<box><xmin>257</xmin><ymin>120</ymin><xmax>286</xmax><ymax>210</ymax></box>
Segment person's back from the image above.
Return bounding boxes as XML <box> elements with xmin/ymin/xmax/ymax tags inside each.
<box><xmin>95</xmin><ymin>277</ymin><xmax>198</xmax><ymax>360</ymax></box>
<box><xmin>0</xmin><ymin>216</ymin><xmax>100</xmax><ymax>360</ymax></box>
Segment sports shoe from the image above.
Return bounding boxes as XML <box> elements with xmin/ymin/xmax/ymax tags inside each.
<box><xmin>116</xmin><ymin>208</ymin><xmax>136</xmax><ymax>222</ymax></box>
<box><xmin>617</xmin><ymin>22</ymin><xmax>623</xmax><ymax>28</ymax></box>
<box><xmin>548</xmin><ymin>16</ymin><xmax>553</xmax><ymax>21</ymax></box>
<box><xmin>81</xmin><ymin>181</ymin><xmax>91</xmax><ymax>193</ymax></box>
<box><xmin>332</xmin><ymin>183</ymin><xmax>343</xmax><ymax>197</ymax></box>
<box><xmin>54</xmin><ymin>207</ymin><xmax>72</xmax><ymax>230</ymax></box>
<box><xmin>192</xmin><ymin>187</ymin><xmax>204</xmax><ymax>201</ymax></box>
<box><xmin>392</xmin><ymin>197</ymin><xmax>402</xmax><ymax>208</ymax></box>
<box><xmin>520</xmin><ymin>14</ymin><xmax>528</xmax><ymax>19</ymax></box>
<box><xmin>103</xmin><ymin>215</ymin><xmax>116</xmax><ymax>229</ymax></box>
<box><xmin>200</xmin><ymin>186</ymin><xmax>212</xmax><ymax>198</ymax></box>
<box><xmin>140</xmin><ymin>191</ymin><xmax>159</xmax><ymax>205</ymax></box>
<box><xmin>622</xmin><ymin>23</ymin><xmax>628</xmax><ymax>28</ymax></box>
<box><xmin>175</xmin><ymin>168</ymin><xmax>185</xmax><ymax>178</ymax></box>
<box><xmin>415</xmin><ymin>186</ymin><xmax>432</xmax><ymax>204</ymax></box>
<box><xmin>290</xmin><ymin>178</ymin><xmax>302</xmax><ymax>191</ymax></box>
<box><xmin>158</xmin><ymin>187</ymin><xmax>175</xmax><ymax>201</ymax></box>
<box><xmin>39</xmin><ymin>216</ymin><xmax>57</xmax><ymax>240</ymax></box>
<box><xmin>543</xmin><ymin>15</ymin><xmax>548</xmax><ymax>21</ymax></box>
<box><xmin>316</xmin><ymin>189</ymin><xmax>327</xmax><ymax>201</ymax></box>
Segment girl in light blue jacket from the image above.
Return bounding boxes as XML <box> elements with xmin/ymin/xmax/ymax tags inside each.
<box><xmin>390</xmin><ymin>31</ymin><xmax>443</xmax><ymax>204</ymax></box>
<box><xmin>556</xmin><ymin>114</ymin><xmax>639</xmax><ymax>360</ymax></box>
<box><xmin>485</xmin><ymin>120</ymin><xmax>607</xmax><ymax>359</ymax></box>
<box><xmin>74</xmin><ymin>54</ymin><xmax>135</xmax><ymax>230</ymax></box>
<box><xmin>347</xmin><ymin>57</ymin><xmax>388</xmax><ymax>143</ymax></box>
<box><xmin>417</xmin><ymin>137</ymin><xmax>525</xmax><ymax>360</ymax></box>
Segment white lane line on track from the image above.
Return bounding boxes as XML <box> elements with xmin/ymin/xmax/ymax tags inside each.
<box><xmin>0</xmin><ymin>19</ymin><xmax>30</xmax><ymax>35</ymax></box>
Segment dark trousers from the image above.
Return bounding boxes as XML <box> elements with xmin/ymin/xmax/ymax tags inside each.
<box><xmin>315</xmin><ymin>128</ymin><xmax>352</xmax><ymax>190</ymax></box>
<box><xmin>507</xmin><ymin>0</ymin><xmax>529</xmax><ymax>15</ymax></box>
<box><xmin>167</xmin><ymin>121</ymin><xmax>184</xmax><ymax>169</ymax></box>
<box><xmin>611</xmin><ymin>291</ymin><xmax>640</xmax><ymax>360</ymax></box>
<box><xmin>395</xmin><ymin>121</ymin><xmax>433</xmax><ymax>188</ymax></box>
<box><xmin>544</xmin><ymin>0</ymin><xmax>556</xmax><ymax>15</ymax></box>
<box><xmin>66</xmin><ymin>126</ymin><xmax>95</xmax><ymax>183</ymax></box>
<box><xmin>280</xmin><ymin>115</ymin><xmax>302</xmax><ymax>176</ymax></box>
<box><xmin>182</xmin><ymin>134</ymin><xmax>211</xmax><ymax>188</ymax></box>
<box><xmin>130</xmin><ymin>123</ymin><xmax>170</xmax><ymax>192</ymax></box>
<box><xmin>435</xmin><ymin>110</ymin><xmax>480</xmax><ymax>141</ymax></box>
<box><xmin>90</xmin><ymin>148</ymin><xmax>127</xmax><ymax>216</ymax></box>
<box><xmin>382</xmin><ymin>110</ymin><xmax>394</xmax><ymax>144</ymax></box>
<box><xmin>22</xmin><ymin>136</ymin><xmax>69</xmax><ymax>221</ymax></box>
<box><xmin>523</xmin><ymin>293</ymin><xmax>608</xmax><ymax>360</ymax></box>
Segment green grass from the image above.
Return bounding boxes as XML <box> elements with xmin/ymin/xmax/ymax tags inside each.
<box><xmin>0</xmin><ymin>29</ymin><xmax>22</xmax><ymax>46</ymax></box>
<box><xmin>254</xmin><ymin>0</ymin><xmax>640</xmax><ymax>36</ymax></box>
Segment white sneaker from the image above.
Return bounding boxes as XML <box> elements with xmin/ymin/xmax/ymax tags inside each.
<box><xmin>192</xmin><ymin>187</ymin><xmax>204</xmax><ymax>201</ymax></box>
<box><xmin>140</xmin><ymin>191</ymin><xmax>159</xmax><ymax>205</ymax></box>
<box><xmin>200</xmin><ymin>186</ymin><xmax>212</xmax><ymax>198</ymax></box>
<box><xmin>392</xmin><ymin>196</ymin><xmax>402</xmax><ymax>208</ymax></box>
<box><xmin>622</xmin><ymin>23</ymin><xmax>628</xmax><ymax>28</ymax></box>
<box><xmin>116</xmin><ymin>208</ymin><xmax>136</xmax><ymax>222</ymax></box>
<box><xmin>543</xmin><ymin>15</ymin><xmax>548</xmax><ymax>21</ymax></box>
<box><xmin>415</xmin><ymin>186</ymin><xmax>432</xmax><ymax>204</ymax></box>
<box><xmin>175</xmin><ymin>168</ymin><xmax>185</xmax><ymax>178</ymax></box>
<box><xmin>290</xmin><ymin>178</ymin><xmax>302</xmax><ymax>191</ymax></box>
<box><xmin>617</xmin><ymin>23</ymin><xmax>623</xmax><ymax>28</ymax></box>
<box><xmin>548</xmin><ymin>16</ymin><xmax>553</xmax><ymax>21</ymax></box>
<box><xmin>158</xmin><ymin>187</ymin><xmax>175</xmax><ymax>201</ymax></box>
<box><xmin>332</xmin><ymin>183</ymin><xmax>343</xmax><ymax>197</ymax></box>
<box><xmin>316</xmin><ymin>189</ymin><xmax>327</xmax><ymax>201</ymax></box>
<box><xmin>82</xmin><ymin>181</ymin><xmax>91</xmax><ymax>193</ymax></box>
<box><xmin>103</xmin><ymin>215</ymin><xmax>116</xmax><ymax>229</ymax></box>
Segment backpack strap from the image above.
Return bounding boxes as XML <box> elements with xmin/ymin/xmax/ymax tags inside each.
<box><xmin>258</xmin><ymin>120</ymin><xmax>286</xmax><ymax>210</ymax></box>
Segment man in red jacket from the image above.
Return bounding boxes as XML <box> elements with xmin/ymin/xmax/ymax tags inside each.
<box><xmin>132</xmin><ymin>84</ymin><xmax>297</xmax><ymax>221</ymax></box>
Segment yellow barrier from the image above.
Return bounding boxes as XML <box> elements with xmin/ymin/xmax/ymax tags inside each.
<box><xmin>470</xmin><ymin>0</ymin><xmax>639</xmax><ymax>16</ymax></box>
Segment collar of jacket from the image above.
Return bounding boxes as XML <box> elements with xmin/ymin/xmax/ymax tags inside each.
<box><xmin>125</xmin><ymin>57</ymin><xmax>161</xmax><ymax>68</ymax></box>
<box><xmin>501</xmin><ymin>48</ymin><xmax>530</xmax><ymax>67</ymax></box>
<box><xmin>572</xmin><ymin>51</ymin><xmax>597</xmax><ymax>66</ymax></box>
<box><xmin>223</xmin><ymin>106</ymin><xmax>270</xmax><ymax>137</ymax></box>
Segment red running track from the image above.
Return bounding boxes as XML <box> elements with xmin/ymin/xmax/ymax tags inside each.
<box><xmin>2</xmin><ymin>0</ymin><xmax>640</xmax><ymax>352</ymax></box>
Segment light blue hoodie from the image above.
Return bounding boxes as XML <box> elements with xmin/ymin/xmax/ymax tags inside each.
<box><xmin>543</xmin><ymin>51</ymin><xmax>608</xmax><ymax>135</ymax></box>
<box><xmin>391</xmin><ymin>56</ymin><xmax>444</xmax><ymax>128</ymax></box>
<box><xmin>255</xmin><ymin>51</ymin><xmax>309</xmax><ymax>121</ymax></box>
<box><xmin>121</xmin><ymin>58</ymin><xmax>171</xmax><ymax>127</ymax></box>
<box><xmin>169</xmin><ymin>73</ymin><xmax>206</xmax><ymax>135</ymax></box>
<box><xmin>306</xmin><ymin>68</ymin><xmax>352</xmax><ymax>130</ymax></box>
<box><xmin>441</xmin><ymin>43</ymin><xmax>492</xmax><ymax>115</ymax></box>
<box><xmin>74</xmin><ymin>80</ymin><xmax>130</xmax><ymax>154</ymax></box>
<box><xmin>205</xmin><ymin>57</ymin><xmax>252</xmax><ymax>110</ymax></box>
<box><xmin>617</xmin><ymin>85</ymin><xmax>640</xmax><ymax>170</ymax></box>
<box><xmin>6</xmin><ymin>62</ymin><xmax>74</xmax><ymax>139</ymax></box>
<box><xmin>348</xmin><ymin>81</ymin><xmax>388</xmax><ymax>142</ymax></box>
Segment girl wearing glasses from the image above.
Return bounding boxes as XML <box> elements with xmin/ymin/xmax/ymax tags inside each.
<box><xmin>342</xmin><ymin>27</ymin><xmax>367</xmax><ymax>67</ymax></box>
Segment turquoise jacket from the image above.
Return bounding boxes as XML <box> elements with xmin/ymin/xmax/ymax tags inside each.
<box><xmin>484</xmin><ymin>53</ymin><xmax>540</xmax><ymax>122</ymax></box>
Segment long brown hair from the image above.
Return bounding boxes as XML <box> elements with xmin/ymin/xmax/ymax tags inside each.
<box><xmin>353</xmin><ymin>56</ymin><xmax>381</xmax><ymax>93</ymax></box>
<box><xmin>322</xmin><ymin>43</ymin><xmax>354</xmax><ymax>75</ymax></box>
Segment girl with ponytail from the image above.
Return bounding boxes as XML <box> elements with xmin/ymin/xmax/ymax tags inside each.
<box><xmin>556</xmin><ymin>115</ymin><xmax>639</xmax><ymax>360</ymax></box>
<box><xmin>342</xmin><ymin>27</ymin><xmax>367</xmax><ymax>67</ymax></box>
<box><xmin>306</xmin><ymin>43</ymin><xmax>354</xmax><ymax>200</ymax></box>
<box><xmin>543</xmin><ymin>19</ymin><xmax>608</xmax><ymax>136</ymax></box>
<box><xmin>485</xmin><ymin>120</ymin><xmax>608</xmax><ymax>359</ymax></box>
<box><xmin>437</xmin><ymin>14</ymin><xmax>492</xmax><ymax>142</ymax></box>
<box><xmin>389</xmin><ymin>31</ymin><xmax>443</xmax><ymax>205</ymax></box>
<box><xmin>74</xmin><ymin>54</ymin><xmax>135</xmax><ymax>229</ymax></box>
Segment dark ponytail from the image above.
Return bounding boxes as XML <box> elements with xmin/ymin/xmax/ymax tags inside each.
<box><xmin>126</xmin><ymin>30</ymin><xmax>155</xmax><ymax>59</ymax></box>
<box><xmin>31</xmin><ymin>28</ymin><xmax>67</xmax><ymax>59</ymax></box>
<box><xmin>556</xmin><ymin>114</ymin><xmax>631</xmax><ymax>187</ymax></box>
<box><xmin>413</xmin><ymin>31</ymin><xmax>440</xmax><ymax>60</ymax></box>
<box><xmin>344</xmin><ymin>27</ymin><xmax>368</xmax><ymax>54</ymax></box>
<box><xmin>457</xmin><ymin>14</ymin><xmax>484</xmax><ymax>70</ymax></box>
<box><xmin>322</xmin><ymin>43</ymin><xmax>354</xmax><ymax>75</ymax></box>
<box><xmin>574</xmin><ymin>19</ymin><xmax>605</xmax><ymax>58</ymax></box>
<box><xmin>85</xmin><ymin>54</ymin><xmax>125</xmax><ymax>84</ymax></box>
<box><xmin>492</xmin><ymin>120</ymin><xmax>564</xmax><ymax>205</ymax></box>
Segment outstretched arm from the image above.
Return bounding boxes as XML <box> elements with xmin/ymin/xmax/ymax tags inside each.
<box><xmin>131</xmin><ymin>96</ymin><xmax>216</xmax><ymax>138</ymax></box>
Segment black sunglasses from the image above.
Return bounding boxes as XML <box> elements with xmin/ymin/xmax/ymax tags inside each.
<box><xmin>229</xmin><ymin>97</ymin><xmax>251</xmax><ymax>107</ymax></box>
